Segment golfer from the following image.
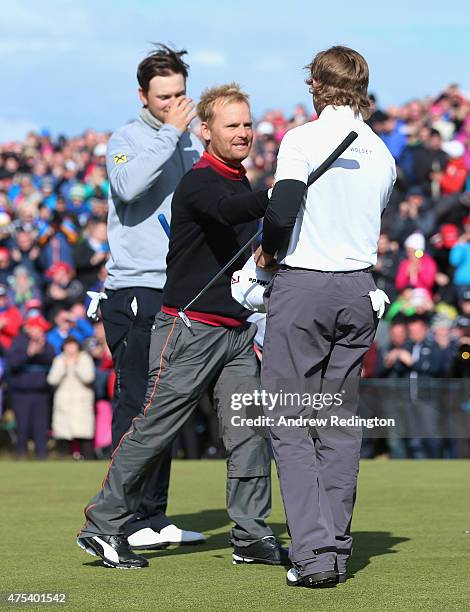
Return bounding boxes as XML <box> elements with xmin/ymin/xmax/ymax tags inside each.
<box><xmin>256</xmin><ymin>46</ymin><xmax>396</xmax><ymax>588</ymax></box>
<box><xmin>100</xmin><ymin>44</ymin><xmax>204</xmax><ymax>549</ymax></box>
<box><xmin>77</xmin><ymin>83</ymin><xmax>288</xmax><ymax>569</ymax></box>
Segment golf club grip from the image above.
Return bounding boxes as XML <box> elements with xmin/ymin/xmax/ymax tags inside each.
<box><xmin>306</xmin><ymin>131</ymin><xmax>358</xmax><ymax>187</ymax></box>
<box><xmin>158</xmin><ymin>213</ymin><xmax>171</xmax><ymax>238</ymax></box>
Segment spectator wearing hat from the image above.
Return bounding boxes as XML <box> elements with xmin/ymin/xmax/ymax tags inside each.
<box><xmin>0</xmin><ymin>284</ymin><xmax>22</xmax><ymax>350</ymax></box>
<box><xmin>429</xmin><ymin>223</ymin><xmax>460</xmax><ymax>304</ymax></box>
<box><xmin>47</xmin><ymin>336</ymin><xmax>95</xmax><ymax>460</ymax></box>
<box><xmin>43</xmin><ymin>261</ymin><xmax>84</xmax><ymax>319</ymax></box>
<box><xmin>396</xmin><ymin>233</ymin><xmax>437</xmax><ymax>295</ymax></box>
<box><xmin>6</xmin><ymin>313</ymin><xmax>55</xmax><ymax>459</ymax></box>
<box><xmin>67</xmin><ymin>184</ymin><xmax>91</xmax><ymax>227</ymax></box>
<box><xmin>439</xmin><ymin>141</ymin><xmax>468</xmax><ymax>195</ymax></box>
<box><xmin>449</xmin><ymin>220</ymin><xmax>470</xmax><ymax>298</ymax></box>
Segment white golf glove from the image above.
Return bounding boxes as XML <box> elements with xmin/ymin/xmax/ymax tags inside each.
<box><xmin>86</xmin><ymin>291</ymin><xmax>108</xmax><ymax>321</ymax></box>
<box><xmin>231</xmin><ymin>257</ymin><xmax>273</xmax><ymax>313</ymax></box>
<box><xmin>368</xmin><ymin>289</ymin><xmax>390</xmax><ymax>319</ymax></box>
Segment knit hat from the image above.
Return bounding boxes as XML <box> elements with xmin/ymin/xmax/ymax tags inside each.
<box><xmin>404</xmin><ymin>233</ymin><xmax>425</xmax><ymax>251</ymax></box>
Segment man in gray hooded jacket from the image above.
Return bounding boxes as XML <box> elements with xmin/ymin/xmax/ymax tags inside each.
<box><xmin>101</xmin><ymin>44</ymin><xmax>204</xmax><ymax>548</ymax></box>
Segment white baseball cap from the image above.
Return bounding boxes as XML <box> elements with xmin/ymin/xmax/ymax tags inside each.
<box><xmin>231</xmin><ymin>256</ymin><xmax>273</xmax><ymax>313</ymax></box>
<box><xmin>404</xmin><ymin>232</ymin><xmax>425</xmax><ymax>251</ymax></box>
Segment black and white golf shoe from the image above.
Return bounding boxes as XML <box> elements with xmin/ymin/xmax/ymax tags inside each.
<box><xmin>286</xmin><ymin>567</ymin><xmax>337</xmax><ymax>588</ymax></box>
<box><xmin>77</xmin><ymin>534</ymin><xmax>148</xmax><ymax>569</ymax></box>
<box><xmin>232</xmin><ymin>536</ymin><xmax>290</xmax><ymax>566</ymax></box>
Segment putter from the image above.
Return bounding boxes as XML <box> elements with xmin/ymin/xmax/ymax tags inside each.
<box><xmin>159</xmin><ymin>130</ymin><xmax>358</xmax><ymax>328</ymax></box>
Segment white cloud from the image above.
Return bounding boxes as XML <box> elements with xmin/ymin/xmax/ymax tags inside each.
<box><xmin>192</xmin><ymin>50</ymin><xmax>226</xmax><ymax>67</ymax></box>
<box><xmin>0</xmin><ymin>119</ymin><xmax>41</xmax><ymax>143</ymax></box>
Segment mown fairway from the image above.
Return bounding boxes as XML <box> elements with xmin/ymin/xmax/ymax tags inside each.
<box><xmin>1</xmin><ymin>460</ymin><xmax>469</xmax><ymax>611</ymax></box>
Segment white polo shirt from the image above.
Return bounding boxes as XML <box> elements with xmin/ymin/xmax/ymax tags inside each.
<box><xmin>274</xmin><ymin>105</ymin><xmax>396</xmax><ymax>271</ymax></box>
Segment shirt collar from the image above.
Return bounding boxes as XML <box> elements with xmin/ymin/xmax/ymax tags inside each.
<box><xmin>319</xmin><ymin>105</ymin><xmax>364</xmax><ymax>122</ymax></box>
<box><xmin>202</xmin><ymin>151</ymin><xmax>246</xmax><ymax>181</ymax></box>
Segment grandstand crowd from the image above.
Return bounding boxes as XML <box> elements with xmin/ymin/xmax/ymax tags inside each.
<box><xmin>0</xmin><ymin>83</ymin><xmax>469</xmax><ymax>460</ymax></box>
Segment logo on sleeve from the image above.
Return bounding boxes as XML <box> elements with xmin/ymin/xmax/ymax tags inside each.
<box><xmin>113</xmin><ymin>153</ymin><xmax>128</xmax><ymax>165</ymax></box>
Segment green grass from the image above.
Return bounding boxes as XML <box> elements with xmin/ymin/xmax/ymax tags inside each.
<box><xmin>1</xmin><ymin>460</ymin><xmax>469</xmax><ymax>611</ymax></box>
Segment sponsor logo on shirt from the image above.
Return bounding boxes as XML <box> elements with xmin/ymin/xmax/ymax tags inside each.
<box><xmin>350</xmin><ymin>147</ymin><xmax>372</xmax><ymax>155</ymax></box>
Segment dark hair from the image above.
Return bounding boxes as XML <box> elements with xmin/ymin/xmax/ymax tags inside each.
<box><xmin>305</xmin><ymin>45</ymin><xmax>371</xmax><ymax>119</ymax></box>
<box><xmin>62</xmin><ymin>336</ymin><xmax>81</xmax><ymax>349</ymax></box>
<box><xmin>137</xmin><ymin>44</ymin><xmax>189</xmax><ymax>93</ymax></box>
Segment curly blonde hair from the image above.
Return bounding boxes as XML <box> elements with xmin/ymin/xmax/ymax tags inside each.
<box><xmin>197</xmin><ymin>82</ymin><xmax>250</xmax><ymax>124</ymax></box>
<box><xmin>305</xmin><ymin>46</ymin><xmax>371</xmax><ymax>119</ymax></box>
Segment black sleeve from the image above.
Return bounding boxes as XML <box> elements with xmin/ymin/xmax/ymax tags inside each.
<box><xmin>261</xmin><ymin>179</ymin><xmax>306</xmax><ymax>255</ymax></box>
<box><xmin>188</xmin><ymin>176</ymin><xmax>269</xmax><ymax>225</ymax></box>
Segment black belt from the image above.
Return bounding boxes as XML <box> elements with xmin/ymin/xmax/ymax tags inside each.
<box><xmin>282</xmin><ymin>264</ymin><xmax>372</xmax><ymax>274</ymax></box>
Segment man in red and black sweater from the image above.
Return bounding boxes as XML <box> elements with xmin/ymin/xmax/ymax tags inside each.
<box><xmin>78</xmin><ymin>84</ymin><xmax>288</xmax><ymax>570</ymax></box>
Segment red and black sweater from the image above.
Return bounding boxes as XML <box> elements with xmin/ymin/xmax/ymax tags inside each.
<box><xmin>162</xmin><ymin>152</ymin><xmax>268</xmax><ymax>324</ymax></box>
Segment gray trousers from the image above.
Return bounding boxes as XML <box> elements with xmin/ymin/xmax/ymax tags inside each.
<box><xmin>81</xmin><ymin>312</ymin><xmax>273</xmax><ymax>546</ymax></box>
<box><xmin>261</xmin><ymin>267</ymin><xmax>378</xmax><ymax>575</ymax></box>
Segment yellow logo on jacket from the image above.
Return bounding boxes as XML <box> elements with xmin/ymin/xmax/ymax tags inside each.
<box><xmin>113</xmin><ymin>154</ymin><xmax>127</xmax><ymax>165</ymax></box>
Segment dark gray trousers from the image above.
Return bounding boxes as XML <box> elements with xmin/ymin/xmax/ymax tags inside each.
<box><xmin>261</xmin><ymin>267</ymin><xmax>378</xmax><ymax>576</ymax></box>
<box><xmin>81</xmin><ymin>312</ymin><xmax>273</xmax><ymax>546</ymax></box>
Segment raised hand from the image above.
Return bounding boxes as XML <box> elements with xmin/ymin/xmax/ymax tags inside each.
<box><xmin>164</xmin><ymin>97</ymin><xmax>196</xmax><ymax>132</ymax></box>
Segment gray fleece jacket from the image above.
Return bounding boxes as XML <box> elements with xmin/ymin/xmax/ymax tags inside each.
<box><xmin>105</xmin><ymin>116</ymin><xmax>203</xmax><ymax>290</ymax></box>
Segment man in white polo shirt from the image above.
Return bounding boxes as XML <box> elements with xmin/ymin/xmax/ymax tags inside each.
<box><xmin>255</xmin><ymin>46</ymin><xmax>396</xmax><ymax>589</ymax></box>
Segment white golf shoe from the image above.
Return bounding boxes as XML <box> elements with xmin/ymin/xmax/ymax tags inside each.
<box><xmin>128</xmin><ymin>524</ymin><xmax>205</xmax><ymax>550</ymax></box>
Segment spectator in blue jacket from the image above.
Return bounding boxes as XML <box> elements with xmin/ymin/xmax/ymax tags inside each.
<box><xmin>47</xmin><ymin>307</ymin><xmax>93</xmax><ymax>355</ymax></box>
<box><xmin>449</xmin><ymin>220</ymin><xmax>470</xmax><ymax>297</ymax></box>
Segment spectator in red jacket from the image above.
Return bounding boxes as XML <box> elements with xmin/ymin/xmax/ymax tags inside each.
<box><xmin>0</xmin><ymin>284</ymin><xmax>22</xmax><ymax>350</ymax></box>
<box><xmin>396</xmin><ymin>233</ymin><xmax>437</xmax><ymax>296</ymax></box>
<box><xmin>439</xmin><ymin>141</ymin><xmax>468</xmax><ymax>195</ymax></box>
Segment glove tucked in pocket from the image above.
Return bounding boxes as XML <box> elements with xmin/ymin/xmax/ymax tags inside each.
<box><xmin>368</xmin><ymin>289</ymin><xmax>390</xmax><ymax>319</ymax></box>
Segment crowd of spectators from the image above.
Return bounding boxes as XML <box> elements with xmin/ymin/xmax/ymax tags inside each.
<box><xmin>0</xmin><ymin>83</ymin><xmax>469</xmax><ymax>459</ymax></box>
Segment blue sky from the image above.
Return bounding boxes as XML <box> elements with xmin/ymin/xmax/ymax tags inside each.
<box><xmin>1</xmin><ymin>0</ymin><xmax>469</xmax><ymax>140</ymax></box>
